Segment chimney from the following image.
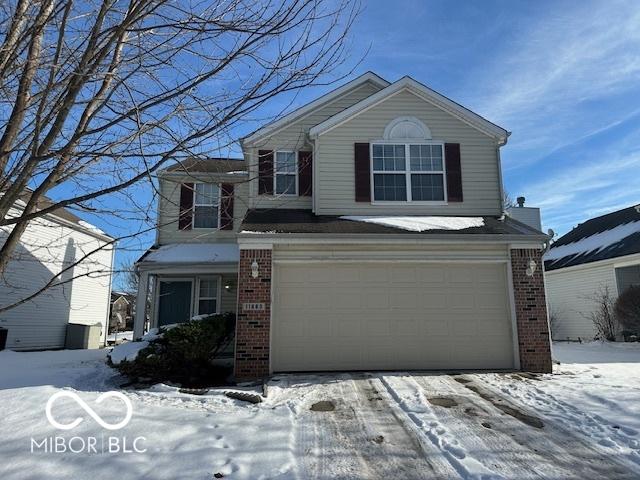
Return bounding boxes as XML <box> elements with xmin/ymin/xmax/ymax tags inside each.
<box><xmin>506</xmin><ymin>195</ymin><xmax>542</xmax><ymax>231</ymax></box>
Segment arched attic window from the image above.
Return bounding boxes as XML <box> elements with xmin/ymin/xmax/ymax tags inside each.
<box><xmin>383</xmin><ymin>116</ymin><xmax>431</xmax><ymax>141</ymax></box>
<box><xmin>371</xmin><ymin>116</ymin><xmax>446</xmax><ymax>202</ymax></box>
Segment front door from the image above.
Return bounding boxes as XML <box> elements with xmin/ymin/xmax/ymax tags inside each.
<box><xmin>158</xmin><ymin>281</ymin><xmax>192</xmax><ymax>327</ymax></box>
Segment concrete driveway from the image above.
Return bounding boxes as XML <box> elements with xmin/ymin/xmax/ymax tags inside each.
<box><xmin>267</xmin><ymin>372</ymin><xmax>638</xmax><ymax>479</ymax></box>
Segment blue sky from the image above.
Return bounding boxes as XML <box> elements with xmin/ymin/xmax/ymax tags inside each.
<box><xmin>89</xmin><ymin>0</ymin><xmax>640</xmax><ymax>289</ymax></box>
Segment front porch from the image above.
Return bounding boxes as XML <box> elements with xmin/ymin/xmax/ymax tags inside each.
<box><xmin>133</xmin><ymin>243</ymin><xmax>239</xmax><ymax>340</ymax></box>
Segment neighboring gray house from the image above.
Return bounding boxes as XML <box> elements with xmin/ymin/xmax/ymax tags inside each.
<box><xmin>0</xmin><ymin>193</ymin><xmax>114</xmax><ymax>350</ymax></box>
<box><xmin>545</xmin><ymin>204</ymin><xmax>640</xmax><ymax>341</ymax></box>
<box><xmin>134</xmin><ymin>72</ymin><xmax>552</xmax><ymax>380</ymax></box>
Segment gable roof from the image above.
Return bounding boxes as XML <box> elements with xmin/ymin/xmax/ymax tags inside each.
<box><xmin>241</xmin><ymin>72</ymin><xmax>389</xmax><ymax>145</ymax></box>
<box><xmin>309</xmin><ymin>76</ymin><xmax>510</xmax><ymax>142</ymax></box>
<box><xmin>12</xmin><ymin>189</ymin><xmax>112</xmax><ymax>240</ymax></box>
<box><xmin>544</xmin><ymin>204</ymin><xmax>640</xmax><ymax>271</ymax></box>
<box><xmin>160</xmin><ymin>157</ymin><xmax>246</xmax><ymax>175</ymax></box>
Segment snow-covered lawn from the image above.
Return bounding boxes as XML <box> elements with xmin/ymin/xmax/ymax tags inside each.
<box><xmin>1</xmin><ymin>342</ymin><xmax>639</xmax><ymax>479</ymax></box>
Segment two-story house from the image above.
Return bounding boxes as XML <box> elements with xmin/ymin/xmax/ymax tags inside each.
<box><xmin>133</xmin><ymin>72</ymin><xmax>552</xmax><ymax>380</ymax></box>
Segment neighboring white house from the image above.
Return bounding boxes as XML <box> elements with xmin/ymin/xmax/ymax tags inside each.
<box><xmin>545</xmin><ymin>204</ymin><xmax>640</xmax><ymax>341</ymax></box>
<box><xmin>0</xmin><ymin>193</ymin><xmax>114</xmax><ymax>350</ymax></box>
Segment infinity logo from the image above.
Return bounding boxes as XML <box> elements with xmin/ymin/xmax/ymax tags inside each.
<box><xmin>45</xmin><ymin>391</ymin><xmax>133</xmax><ymax>431</ymax></box>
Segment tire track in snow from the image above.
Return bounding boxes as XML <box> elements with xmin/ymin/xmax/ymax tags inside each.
<box><xmin>347</xmin><ymin>375</ymin><xmax>454</xmax><ymax>479</ymax></box>
<box><xmin>375</xmin><ymin>374</ymin><xmax>503</xmax><ymax>480</ymax></box>
<box><xmin>460</xmin><ymin>374</ymin><xmax>638</xmax><ymax>479</ymax></box>
<box><xmin>480</xmin><ymin>374</ymin><xmax>640</xmax><ymax>468</ymax></box>
<box><xmin>411</xmin><ymin>375</ymin><xmax>564</xmax><ymax>479</ymax></box>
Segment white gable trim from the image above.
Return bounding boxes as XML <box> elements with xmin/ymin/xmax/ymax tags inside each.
<box><xmin>309</xmin><ymin>76</ymin><xmax>510</xmax><ymax>143</ymax></box>
<box><xmin>242</xmin><ymin>72</ymin><xmax>389</xmax><ymax>145</ymax></box>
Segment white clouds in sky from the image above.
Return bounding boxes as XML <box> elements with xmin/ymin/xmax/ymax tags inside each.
<box><xmin>476</xmin><ymin>1</ymin><xmax>640</xmax><ymax>136</ymax></box>
<box><xmin>465</xmin><ymin>1</ymin><xmax>640</xmax><ymax>234</ymax></box>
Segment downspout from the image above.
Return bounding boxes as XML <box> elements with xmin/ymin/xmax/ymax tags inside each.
<box><xmin>496</xmin><ymin>132</ymin><xmax>511</xmax><ymax>216</ymax></box>
<box><xmin>104</xmin><ymin>242</ymin><xmax>116</xmax><ymax>348</ymax></box>
<box><xmin>306</xmin><ymin>132</ymin><xmax>317</xmax><ymax>214</ymax></box>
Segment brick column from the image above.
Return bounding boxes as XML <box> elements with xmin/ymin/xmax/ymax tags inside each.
<box><xmin>235</xmin><ymin>248</ymin><xmax>272</xmax><ymax>380</ymax></box>
<box><xmin>511</xmin><ymin>249</ymin><xmax>552</xmax><ymax>373</ymax></box>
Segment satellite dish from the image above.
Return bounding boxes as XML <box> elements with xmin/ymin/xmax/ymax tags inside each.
<box><xmin>547</xmin><ymin>228</ymin><xmax>555</xmax><ymax>239</ymax></box>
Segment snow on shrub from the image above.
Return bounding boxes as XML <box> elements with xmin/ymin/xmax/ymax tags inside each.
<box><xmin>109</xmin><ymin>312</ymin><xmax>235</xmax><ymax>387</ymax></box>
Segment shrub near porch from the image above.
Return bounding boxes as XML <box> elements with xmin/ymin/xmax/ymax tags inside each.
<box><xmin>111</xmin><ymin>312</ymin><xmax>235</xmax><ymax>388</ymax></box>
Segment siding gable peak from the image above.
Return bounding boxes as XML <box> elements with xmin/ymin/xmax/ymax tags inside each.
<box><xmin>309</xmin><ymin>76</ymin><xmax>510</xmax><ymax>143</ymax></box>
<box><xmin>241</xmin><ymin>72</ymin><xmax>389</xmax><ymax>146</ymax></box>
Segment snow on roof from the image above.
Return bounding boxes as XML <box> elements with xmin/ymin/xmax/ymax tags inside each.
<box><xmin>144</xmin><ymin>243</ymin><xmax>239</xmax><ymax>263</ymax></box>
<box><xmin>545</xmin><ymin>220</ymin><xmax>640</xmax><ymax>262</ymax></box>
<box><xmin>340</xmin><ymin>216</ymin><xmax>485</xmax><ymax>232</ymax></box>
<box><xmin>78</xmin><ymin>220</ymin><xmax>107</xmax><ymax>236</ymax></box>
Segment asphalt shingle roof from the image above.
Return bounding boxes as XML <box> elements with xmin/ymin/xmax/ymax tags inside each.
<box><xmin>544</xmin><ymin>204</ymin><xmax>640</xmax><ymax>271</ymax></box>
<box><xmin>162</xmin><ymin>158</ymin><xmax>246</xmax><ymax>174</ymax></box>
<box><xmin>239</xmin><ymin>209</ymin><xmax>543</xmax><ymax>237</ymax></box>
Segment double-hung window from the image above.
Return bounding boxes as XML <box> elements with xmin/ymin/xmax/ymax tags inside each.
<box><xmin>197</xmin><ymin>277</ymin><xmax>219</xmax><ymax>315</ymax></box>
<box><xmin>193</xmin><ymin>183</ymin><xmax>220</xmax><ymax>228</ymax></box>
<box><xmin>274</xmin><ymin>151</ymin><xmax>297</xmax><ymax>195</ymax></box>
<box><xmin>372</xmin><ymin>143</ymin><xmax>445</xmax><ymax>202</ymax></box>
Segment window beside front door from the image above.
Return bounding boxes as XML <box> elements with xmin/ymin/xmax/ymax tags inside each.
<box><xmin>193</xmin><ymin>183</ymin><xmax>220</xmax><ymax>228</ymax></box>
<box><xmin>274</xmin><ymin>151</ymin><xmax>297</xmax><ymax>195</ymax></box>
<box><xmin>372</xmin><ymin>143</ymin><xmax>445</xmax><ymax>202</ymax></box>
<box><xmin>196</xmin><ymin>277</ymin><xmax>220</xmax><ymax>315</ymax></box>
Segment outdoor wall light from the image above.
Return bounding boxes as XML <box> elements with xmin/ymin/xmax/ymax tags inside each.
<box><xmin>526</xmin><ymin>259</ymin><xmax>537</xmax><ymax>277</ymax></box>
<box><xmin>224</xmin><ymin>279</ymin><xmax>236</xmax><ymax>292</ymax></box>
<box><xmin>251</xmin><ymin>259</ymin><xmax>259</xmax><ymax>278</ymax></box>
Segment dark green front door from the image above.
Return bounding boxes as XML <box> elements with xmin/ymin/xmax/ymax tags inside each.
<box><xmin>158</xmin><ymin>281</ymin><xmax>192</xmax><ymax>326</ymax></box>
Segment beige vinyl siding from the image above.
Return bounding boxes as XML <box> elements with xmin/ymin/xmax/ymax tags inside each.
<box><xmin>315</xmin><ymin>90</ymin><xmax>502</xmax><ymax>216</ymax></box>
<box><xmin>245</xmin><ymin>80</ymin><xmax>384</xmax><ymax>210</ymax></box>
<box><xmin>220</xmin><ymin>273</ymin><xmax>237</xmax><ymax>313</ymax></box>
<box><xmin>157</xmin><ymin>174</ymin><xmax>249</xmax><ymax>245</ymax></box>
<box><xmin>0</xmin><ymin>208</ymin><xmax>113</xmax><ymax>350</ymax></box>
<box><xmin>545</xmin><ymin>262</ymin><xmax>618</xmax><ymax>341</ymax></box>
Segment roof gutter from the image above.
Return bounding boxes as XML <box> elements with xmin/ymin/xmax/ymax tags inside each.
<box><xmin>236</xmin><ymin>232</ymin><xmax>549</xmax><ymax>246</ymax></box>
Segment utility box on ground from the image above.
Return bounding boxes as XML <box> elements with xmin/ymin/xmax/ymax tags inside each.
<box><xmin>65</xmin><ymin>323</ymin><xmax>103</xmax><ymax>349</ymax></box>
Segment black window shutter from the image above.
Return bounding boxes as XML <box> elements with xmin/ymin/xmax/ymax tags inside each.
<box><xmin>220</xmin><ymin>183</ymin><xmax>234</xmax><ymax>230</ymax></box>
<box><xmin>298</xmin><ymin>151</ymin><xmax>312</xmax><ymax>196</ymax></box>
<box><xmin>178</xmin><ymin>182</ymin><xmax>194</xmax><ymax>230</ymax></box>
<box><xmin>258</xmin><ymin>150</ymin><xmax>273</xmax><ymax>195</ymax></box>
<box><xmin>445</xmin><ymin>143</ymin><xmax>463</xmax><ymax>202</ymax></box>
<box><xmin>354</xmin><ymin>143</ymin><xmax>370</xmax><ymax>202</ymax></box>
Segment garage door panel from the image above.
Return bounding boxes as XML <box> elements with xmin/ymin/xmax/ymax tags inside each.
<box><xmin>418</xmin><ymin>266</ymin><xmax>446</xmax><ymax>283</ymax></box>
<box><xmin>272</xmin><ymin>261</ymin><xmax>514</xmax><ymax>372</ymax></box>
<box><xmin>422</xmin><ymin>292</ymin><xmax>447</xmax><ymax>309</ymax></box>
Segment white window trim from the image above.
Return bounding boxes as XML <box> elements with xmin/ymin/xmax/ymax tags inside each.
<box><xmin>273</xmin><ymin>150</ymin><xmax>299</xmax><ymax>196</ymax></box>
<box><xmin>193</xmin><ymin>275</ymin><xmax>222</xmax><ymax>315</ymax></box>
<box><xmin>193</xmin><ymin>182</ymin><xmax>221</xmax><ymax>230</ymax></box>
<box><xmin>195</xmin><ymin>275</ymin><xmax>222</xmax><ymax>315</ymax></box>
<box><xmin>370</xmin><ymin>141</ymin><xmax>448</xmax><ymax>204</ymax></box>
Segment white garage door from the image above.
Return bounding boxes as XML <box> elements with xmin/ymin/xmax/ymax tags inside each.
<box><xmin>272</xmin><ymin>262</ymin><xmax>514</xmax><ymax>372</ymax></box>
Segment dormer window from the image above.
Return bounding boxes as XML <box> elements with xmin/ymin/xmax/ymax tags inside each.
<box><xmin>371</xmin><ymin>117</ymin><xmax>446</xmax><ymax>203</ymax></box>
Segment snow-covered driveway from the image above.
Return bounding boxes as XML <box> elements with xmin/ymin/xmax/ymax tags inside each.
<box><xmin>1</xmin><ymin>342</ymin><xmax>640</xmax><ymax>479</ymax></box>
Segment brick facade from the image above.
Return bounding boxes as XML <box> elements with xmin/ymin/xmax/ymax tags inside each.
<box><xmin>234</xmin><ymin>249</ymin><xmax>272</xmax><ymax>380</ymax></box>
<box><xmin>511</xmin><ymin>249</ymin><xmax>552</xmax><ymax>373</ymax></box>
